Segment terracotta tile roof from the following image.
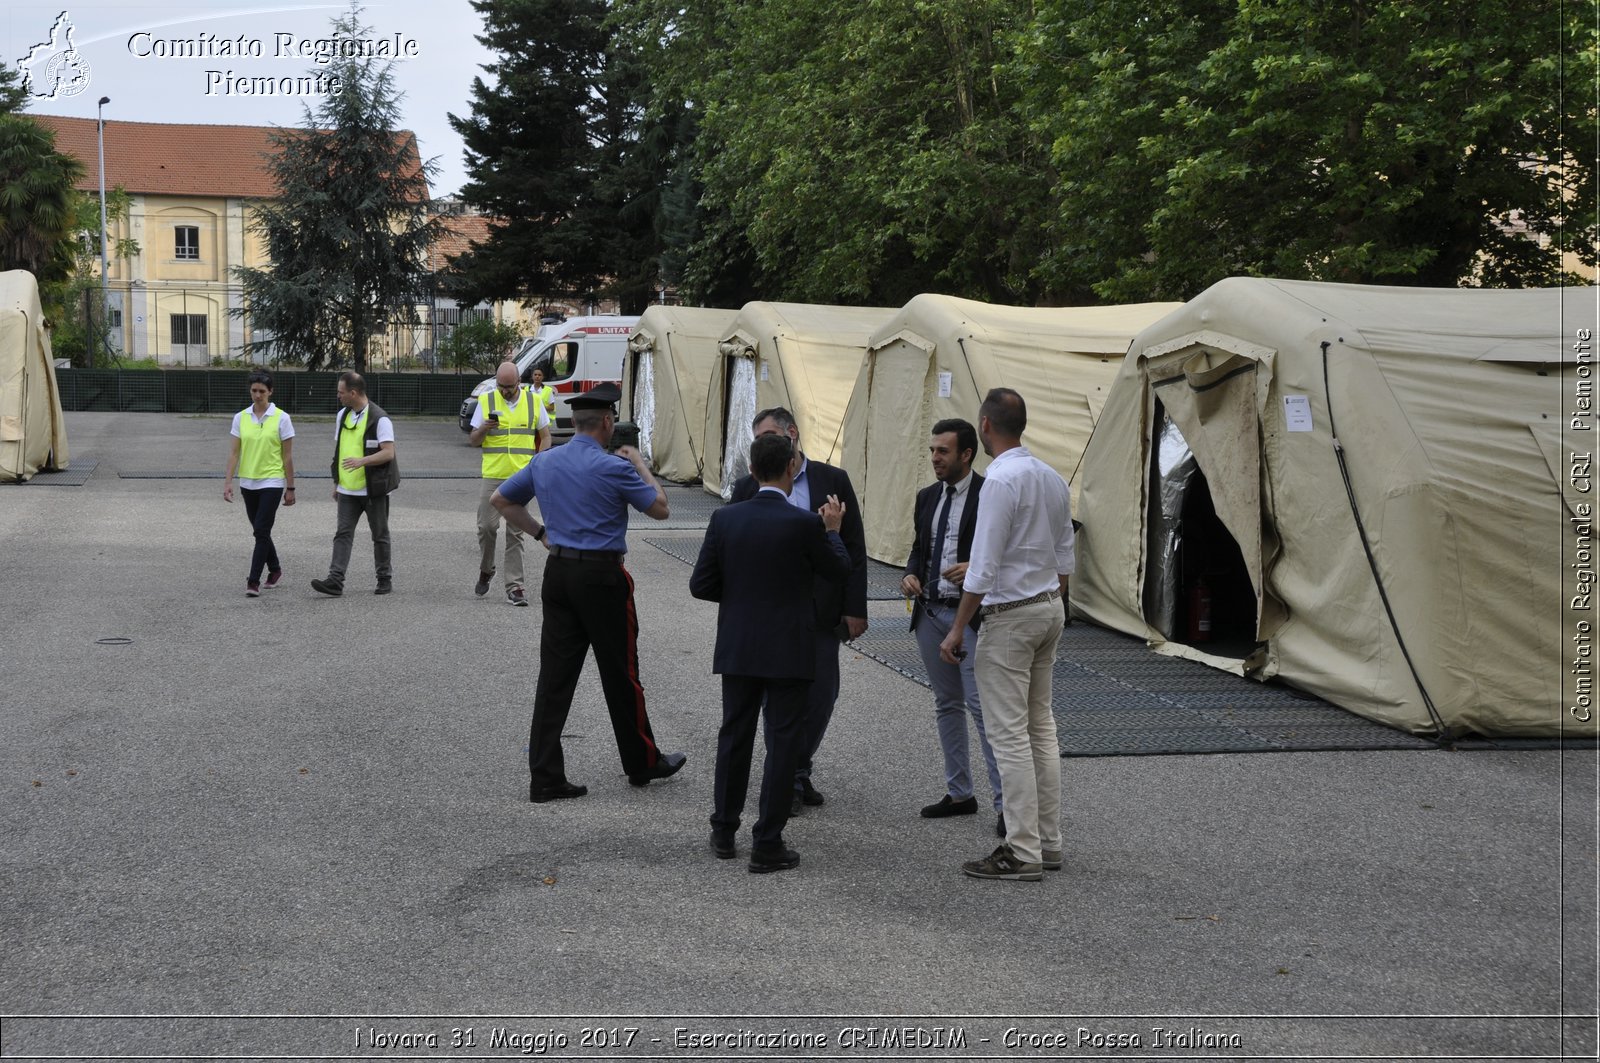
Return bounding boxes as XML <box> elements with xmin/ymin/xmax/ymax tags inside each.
<box><xmin>429</xmin><ymin>211</ymin><xmax>498</xmax><ymax>271</ymax></box>
<box><xmin>27</xmin><ymin>115</ymin><xmax>427</xmax><ymax>200</ymax></box>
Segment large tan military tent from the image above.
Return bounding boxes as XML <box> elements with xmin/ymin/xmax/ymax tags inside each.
<box><xmin>702</xmin><ymin>302</ymin><xmax>895</xmax><ymax>498</ymax></box>
<box><xmin>0</xmin><ymin>271</ymin><xmax>70</xmax><ymax>483</ymax></box>
<box><xmin>621</xmin><ymin>306</ymin><xmax>738</xmax><ymax>484</ymax></box>
<box><xmin>839</xmin><ymin>294</ymin><xmax>1182</xmax><ymax>563</ymax></box>
<box><xmin>1073</xmin><ymin>277</ymin><xmax>1598</xmax><ymax>739</ymax></box>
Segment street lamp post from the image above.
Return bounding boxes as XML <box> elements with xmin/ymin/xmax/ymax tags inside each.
<box><xmin>96</xmin><ymin>96</ymin><xmax>110</xmax><ymax>367</ymax></box>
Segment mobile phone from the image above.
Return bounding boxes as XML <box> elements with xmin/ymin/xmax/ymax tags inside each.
<box><xmin>488</xmin><ymin>411</ymin><xmax>500</xmax><ymax>420</ymax></box>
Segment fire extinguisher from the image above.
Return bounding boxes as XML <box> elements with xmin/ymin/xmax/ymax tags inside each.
<box><xmin>1187</xmin><ymin>577</ymin><xmax>1213</xmax><ymax>644</ymax></box>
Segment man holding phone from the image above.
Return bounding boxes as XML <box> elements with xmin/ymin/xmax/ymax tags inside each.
<box><xmin>469</xmin><ymin>360</ymin><xmax>550</xmax><ymax>606</ymax></box>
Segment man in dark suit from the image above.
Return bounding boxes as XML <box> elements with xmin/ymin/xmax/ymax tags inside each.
<box><xmin>729</xmin><ymin>407</ymin><xmax>867</xmax><ymax>814</ymax></box>
<box><xmin>691</xmin><ymin>433</ymin><xmax>851</xmax><ymax>872</ymax></box>
<box><xmin>901</xmin><ymin>418</ymin><xmax>1004</xmax><ymax>836</ymax></box>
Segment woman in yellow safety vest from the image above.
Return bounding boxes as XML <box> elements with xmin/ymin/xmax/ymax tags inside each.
<box><xmin>223</xmin><ymin>369</ymin><xmax>297</xmax><ymax>596</ymax></box>
<box><xmin>530</xmin><ymin>367</ymin><xmax>558</xmax><ymax>429</ymax></box>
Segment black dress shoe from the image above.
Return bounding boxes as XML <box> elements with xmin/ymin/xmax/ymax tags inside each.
<box><xmin>628</xmin><ymin>750</ymin><xmax>686</xmax><ymax>786</ymax></box>
<box><xmin>709</xmin><ymin>831</ymin><xmax>736</xmax><ymax>860</ymax></box>
<box><xmin>529</xmin><ymin>781</ymin><xmax>588</xmax><ymax>803</ymax></box>
<box><xmin>310</xmin><ymin>577</ymin><xmax>342</xmax><ymax>597</ymax></box>
<box><xmin>921</xmin><ymin>794</ymin><xmax>979</xmax><ymax>818</ymax></box>
<box><xmin>374</xmin><ymin>582</ymin><xmax>393</xmax><ymax>595</ymax></box>
<box><xmin>797</xmin><ymin>779</ymin><xmax>825</xmax><ymax>806</ymax></box>
<box><xmin>748</xmin><ymin>846</ymin><xmax>800</xmax><ymax>873</ymax></box>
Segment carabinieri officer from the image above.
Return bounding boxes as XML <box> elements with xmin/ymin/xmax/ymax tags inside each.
<box><xmin>491</xmin><ymin>382</ymin><xmax>688</xmax><ymax>802</ymax></box>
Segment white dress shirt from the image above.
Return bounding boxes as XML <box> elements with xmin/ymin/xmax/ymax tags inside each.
<box><xmin>963</xmin><ymin>446</ymin><xmax>1074</xmax><ymax>606</ymax></box>
<box><xmin>931</xmin><ymin>470</ymin><xmax>975</xmax><ymax>599</ymax></box>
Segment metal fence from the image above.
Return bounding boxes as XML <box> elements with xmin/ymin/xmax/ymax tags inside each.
<box><xmin>78</xmin><ymin>284</ymin><xmax>527</xmax><ymax>371</ymax></box>
<box><xmin>54</xmin><ymin>369</ymin><xmax>479</xmax><ymax>417</ymax></box>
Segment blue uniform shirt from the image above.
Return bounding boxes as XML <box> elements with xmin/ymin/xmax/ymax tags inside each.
<box><xmin>498</xmin><ymin>435</ymin><xmax>657</xmax><ymax>552</ymax></box>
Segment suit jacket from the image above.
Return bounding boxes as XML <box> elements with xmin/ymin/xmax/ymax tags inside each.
<box><xmin>689</xmin><ymin>490</ymin><xmax>851</xmax><ymax>679</ymax></box>
<box><xmin>904</xmin><ymin>473</ymin><xmax>985</xmax><ymax>633</ymax></box>
<box><xmin>730</xmin><ymin>457</ymin><xmax>867</xmax><ymax>631</ymax></box>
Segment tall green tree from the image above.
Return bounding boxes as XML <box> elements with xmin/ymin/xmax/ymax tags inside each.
<box><xmin>0</xmin><ymin>62</ymin><xmax>27</xmax><ymax>115</ymax></box>
<box><xmin>0</xmin><ymin>116</ymin><xmax>83</xmax><ymax>294</ymax></box>
<box><xmin>1024</xmin><ymin>0</ymin><xmax>1597</xmax><ymax>300</ymax></box>
<box><xmin>235</xmin><ymin>3</ymin><xmax>442</xmax><ymax>371</ymax></box>
<box><xmin>620</xmin><ymin>0</ymin><xmax>1056</xmax><ymax>305</ymax></box>
<box><xmin>449</xmin><ymin>0</ymin><xmax>666</xmax><ymax>312</ymax></box>
<box><xmin>49</xmin><ymin>189</ymin><xmax>140</xmax><ymax>365</ymax></box>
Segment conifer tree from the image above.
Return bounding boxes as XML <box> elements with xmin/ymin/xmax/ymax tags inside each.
<box><xmin>448</xmin><ymin>0</ymin><xmax>666</xmax><ymax>312</ymax></box>
<box><xmin>236</xmin><ymin>3</ymin><xmax>441</xmax><ymax>370</ymax></box>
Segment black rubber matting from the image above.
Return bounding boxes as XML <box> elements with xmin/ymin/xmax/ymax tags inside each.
<box><xmin>645</xmin><ymin>532</ymin><xmax>911</xmax><ymax>599</ymax></box>
<box><xmin>8</xmin><ymin>459</ymin><xmax>97</xmax><ymax>486</ymax></box>
<box><xmin>846</xmin><ymin>622</ymin><xmax>1440</xmax><ymax>756</ymax></box>
<box><xmin>636</xmin><ymin>537</ymin><xmax>1588</xmax><ymax>756</ymax></box>
<box><xmin>631</xmin><ymin>486</ymin><xmax>729</xmax><ymax>530</ymax></box>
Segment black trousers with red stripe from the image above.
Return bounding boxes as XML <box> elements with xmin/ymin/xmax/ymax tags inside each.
<box><xmin>528</xmin><ymin>554</ymin><xmax>662</xmax><ymax>788</ymax></box>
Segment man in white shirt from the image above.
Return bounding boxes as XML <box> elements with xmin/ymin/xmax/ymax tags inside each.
<box><xmin>940</xmin><ymin>388</ymin><xmax>1074</xmax><ymax>882</ymax></box>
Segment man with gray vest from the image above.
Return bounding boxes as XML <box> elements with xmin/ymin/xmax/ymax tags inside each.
<box><xmin>312</xmin><ymin>372</ymin><xmax>399</xmax><ymax>597</ymax></box>
<box><xmin>469</xmin><ymin>360</ymin><xmax>550</xmax><ymax>606</ymax></box>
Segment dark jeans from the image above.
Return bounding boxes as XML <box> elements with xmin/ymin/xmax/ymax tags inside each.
<box><xmin>328</xmin><ymin>493</ymin><xmax>391</xmax><ymax>587</ymax></box>
<box><xmin>528</xmin><ymin>555</ymin><xmax>662</xmax><ymax>788</ymax></box>
<box><xmin>240</xmin><ymin>487</ymin><xmax>283</xmax><ymax>583</ymax></box>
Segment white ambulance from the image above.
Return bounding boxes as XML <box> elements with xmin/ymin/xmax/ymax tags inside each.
<box><xmin>457</xmin><ymin>315</ymin><xmax>640</xmax><ymax>439</ymax></box>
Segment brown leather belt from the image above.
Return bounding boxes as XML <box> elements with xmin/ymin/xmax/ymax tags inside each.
<box><xmin>980</xmin><ymin>588</ymin><xmax>1061</xmax><ymax>617</ymax></box>
<box><xmin>549</xmin><ymin>545</ymin><xmax>623</xmax><ymax>563</ymax></box>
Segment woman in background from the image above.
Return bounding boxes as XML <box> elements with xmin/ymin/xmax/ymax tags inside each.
<box><xmin>223</xmin><ymin>369</ymin><xmax>296</xmax><ymax>595</ymax></box>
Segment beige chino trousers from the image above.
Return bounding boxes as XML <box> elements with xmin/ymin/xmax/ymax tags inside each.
<box><xmin>974</xmin><ymin>597</ymin><xmax>1065</xmax><ymax>864</ymax></box>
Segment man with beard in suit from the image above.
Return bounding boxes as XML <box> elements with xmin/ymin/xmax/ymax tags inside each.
<box><xmin>902</xmin><ymin>418</ymin><xmax>1004</xmax><ymax>836</ymax></box>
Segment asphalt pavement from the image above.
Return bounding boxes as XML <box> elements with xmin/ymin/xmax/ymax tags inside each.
<box><xmin>0</xmin><ymin>412</ymin><xmax>1594</xmax><ymax>1062</ymax></box>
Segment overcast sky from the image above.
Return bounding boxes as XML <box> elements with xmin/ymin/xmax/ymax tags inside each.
<box><xmin>3</xmin><ymin>1</ymin><xmax>496</xmax><ymax>197</ymax></box>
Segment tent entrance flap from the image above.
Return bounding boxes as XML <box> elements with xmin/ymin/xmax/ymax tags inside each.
<box><xmin>1143</xmin><ymin>402</ymin><xmax>1258</xmax><ymax>659</ymax></box>
<box><xmin>720</xmin><ymin>355</ymin><xmax>758</xmax><ymax>499</ymax></box>
<box><xmin>630</xmin><ymin>349</ymin><xmax>657</xmax><ymax>465</ymax></box>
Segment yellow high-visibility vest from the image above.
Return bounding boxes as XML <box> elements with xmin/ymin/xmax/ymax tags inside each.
<box><xmin>237</xmin><ymin>407</ymin><xmax>284</xmax><ymax>480</ymax></box>
<box><xmin>337</xmin><ymin>408</ymin><xmax>368</xmax><ymax>492</ymax></box>
<box><xmin>532</xmin><ymin>383</ymin><xmax>557</xmax><ymax>417</ymax></box>
<box><xmin>479</xmin><ymin>387</ymin><xmax>537</xmax><ymax>480</ymax></box>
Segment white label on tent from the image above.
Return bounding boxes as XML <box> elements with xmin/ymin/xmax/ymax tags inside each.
<box><xmin>1283</xmin><ymin>395</ymin><xmax>1313</xmax><ymax>432</ymax></box>
<box><xmin>937</xmin><ymin>372</ymin><xmax>952</xmax><ymax>398</ymax></box>
<box><xmin>759</xmin><ymin>362</ymin><xmax>769</xmax><ymax>382</ymax></box>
